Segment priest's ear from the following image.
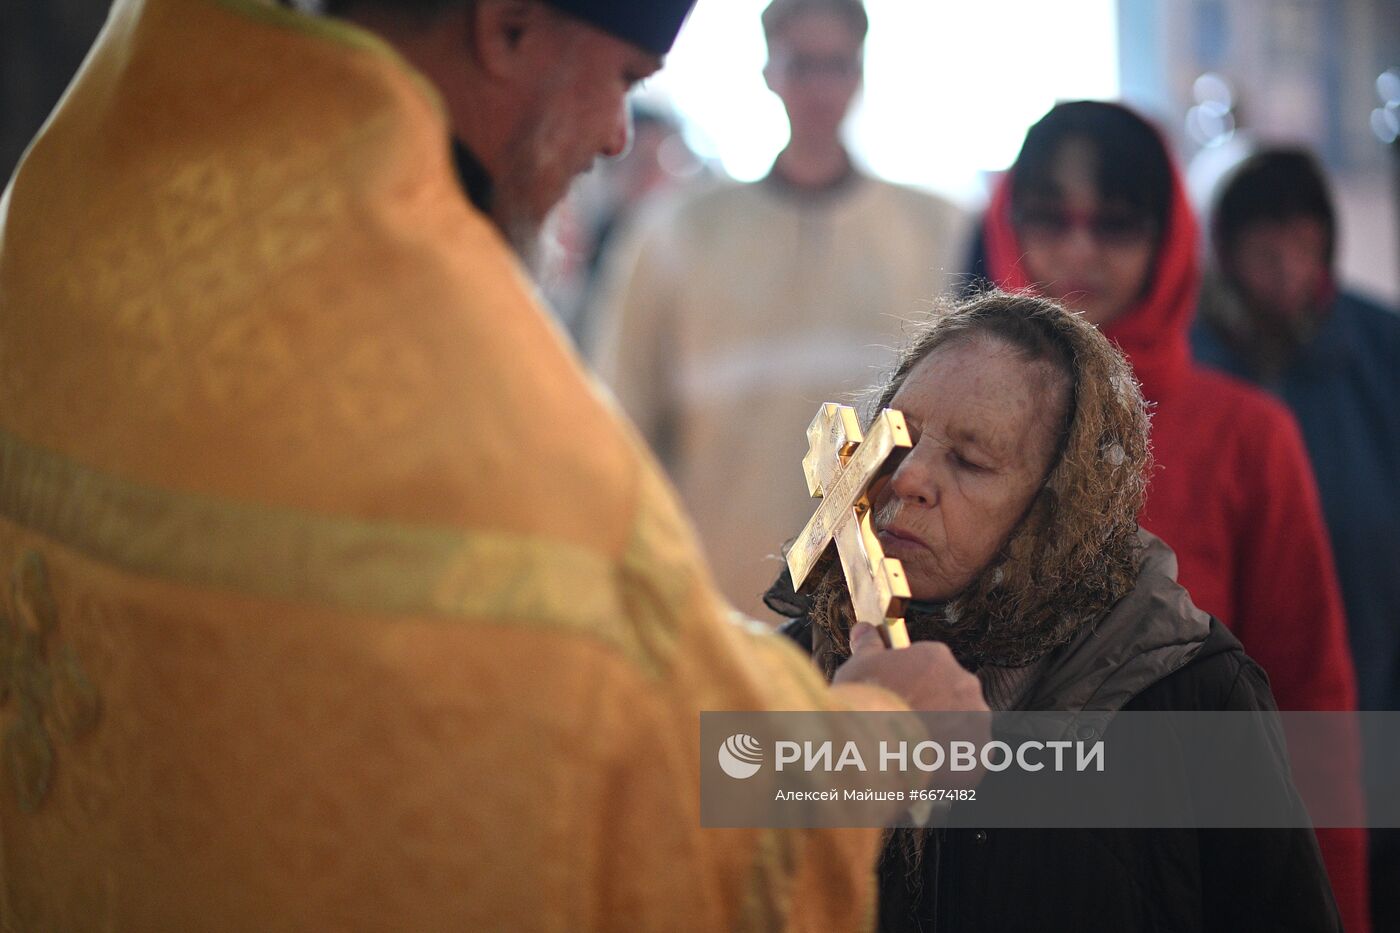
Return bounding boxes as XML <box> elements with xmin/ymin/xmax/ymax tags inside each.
<box><xmin>469</xmin><ymin>0</ymin><xmax>567</xmax><ymax>81</ymax></box>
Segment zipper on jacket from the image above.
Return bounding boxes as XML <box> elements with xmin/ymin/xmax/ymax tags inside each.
<box><xmin>926</xmin><ymin>827</ymin><xmax>944</xmax><ymax>933</ymax></box>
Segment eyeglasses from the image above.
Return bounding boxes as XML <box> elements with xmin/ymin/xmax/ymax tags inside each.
<box><xmin>1015</xmin><ymin>206</ymin><xmax>1156</xmax><ymax>248</ymax></box>
<box><xmin>774</xmin><ymin>54</ymin><xmax>862</xmax><ymax>81</ymax></box>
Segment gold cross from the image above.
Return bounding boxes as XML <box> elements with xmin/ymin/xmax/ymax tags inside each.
<box><xmin>787</xmin><ymin>403</ymin><xmax>914</xmax><ymax>649</ymax></box>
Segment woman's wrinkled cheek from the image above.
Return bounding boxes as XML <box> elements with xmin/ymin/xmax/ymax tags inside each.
<box><xmin>915</xmin><ymin>533</ymin><xmax>986</xmax><ymax>596</ymax></box>
<box><xmin>932</xmin><ymin>545</ymin><xmax>978</xmax><ymax>587</ymax></box>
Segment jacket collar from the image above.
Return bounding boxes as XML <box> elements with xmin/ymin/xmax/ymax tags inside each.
<box><xmin>1015</xmin><ymin>530</ymin><xmax>1211</xmax><ymax>736</ymax></box>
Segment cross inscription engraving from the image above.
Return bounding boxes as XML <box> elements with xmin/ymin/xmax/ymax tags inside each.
<box><xmin>787</xmin><ymin>403</ymin><xmax>914</xmax><ymax>649</ymax></box>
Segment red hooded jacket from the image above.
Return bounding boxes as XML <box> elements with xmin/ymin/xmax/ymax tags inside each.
<box><xmin>984</xmin><ymin>153</ymin><xmax>1368</xmax><ymax>932</ymax></box>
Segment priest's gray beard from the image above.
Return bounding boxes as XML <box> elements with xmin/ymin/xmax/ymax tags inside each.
<box><xmin>491</xmin><ymin>190</ymin><xmax>574</xmax><ymax>285</ymax></box>
<box><xmin>491</xmin><ymin>46</ymin><xmax>587</xmax><ymax>276</ymax></box>
<box><xmin>491</xmin><ymin>171</ymin><xmax>550</xmax><ymax>276</ymax></box>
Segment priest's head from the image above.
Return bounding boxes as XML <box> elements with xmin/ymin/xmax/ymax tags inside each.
<box><xmin>314</xmin><ymin>0</ymin><xmax>692</xmax><ymax>258</ymax></box>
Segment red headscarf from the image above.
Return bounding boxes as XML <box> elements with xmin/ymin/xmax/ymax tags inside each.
<box><xmin>982</xmin><ymin>108</ymin><xmax>1201</xmax><ymax>402</ymax></box>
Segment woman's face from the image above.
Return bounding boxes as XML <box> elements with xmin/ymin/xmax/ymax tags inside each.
<box><xmin>871</xmin><ymin>337</ymin><xmax>1069</xmax><ymax>601</ymax></box>
<box><xmin>1017</xmin><ymin>138</ymin><xmax>1157</xmax><ymax>326</ymax></box>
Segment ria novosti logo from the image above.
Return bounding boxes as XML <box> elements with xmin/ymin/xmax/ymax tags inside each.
<box><xmin>718</xmin><ymin>733</ymin><xmax>764</xmax><ymax>779</ymax></box>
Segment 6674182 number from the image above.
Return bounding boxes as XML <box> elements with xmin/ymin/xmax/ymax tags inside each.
<box><xmin>908</xmin><ymin>788</ymin><xmax>977</xmax><ymax>802</ymax></box>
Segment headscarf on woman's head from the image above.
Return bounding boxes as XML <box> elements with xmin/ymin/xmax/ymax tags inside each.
<box><xmin>983</xmin><ymin>100</ymin><xmax>1200</xmax><ymax>403</ymax></box>
<box><xmin>787</xmin><ymin>290</ymin><xmax>1152</xmax><ymax>675</ymax></box>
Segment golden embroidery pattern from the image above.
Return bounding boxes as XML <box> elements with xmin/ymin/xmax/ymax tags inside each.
<box><xmin>0</xmin><ymin>427</ymin><xmax>678</xmax><ymax>674</ymax></box>
<box><xmin>0</xmin><ymin>551</ymin><xmax>101</xmax><ymax>812</ymax></box>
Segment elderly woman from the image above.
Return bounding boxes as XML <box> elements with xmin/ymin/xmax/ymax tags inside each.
<box><xmin>767</xmin><ymin>291</ymin><xmax>1340</xmax><ymax>932</ymax></box>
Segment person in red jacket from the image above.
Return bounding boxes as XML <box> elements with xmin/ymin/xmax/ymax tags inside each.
<box><xmin>977</xmin><ymin>100</ymin><xmax>1369</xmax><ymax>933</ymax></box>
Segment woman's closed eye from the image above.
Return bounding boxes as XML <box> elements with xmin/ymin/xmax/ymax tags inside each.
<box><xmin>953</xmin><ymin>450</ymin><xmax>992</xmax><ymax>473</ymax></box>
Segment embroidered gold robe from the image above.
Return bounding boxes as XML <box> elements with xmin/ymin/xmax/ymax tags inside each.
<box><xmin>0</xmin><ymin>0</ymin><xmax>887</xmax><ymax>928</ymax></box>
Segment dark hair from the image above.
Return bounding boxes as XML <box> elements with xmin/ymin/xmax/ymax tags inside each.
<box><xmin>1010</xmin><ymin>101</ymin><xmax>1173</xmax><ymax>240</ymax></box>
<box><xmin>1213</xmin><ymin>148</ymin><xmax>1336</xmax><ymax>263</ymax></box>
<box><xmin>761</xmin><ymin>0</ymin><xmax>868</xmax><ymax>43</ymax></box>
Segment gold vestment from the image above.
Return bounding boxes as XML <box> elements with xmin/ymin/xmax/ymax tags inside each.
<box><xmin>0</xmin><ymin>1</ymin><xmax>886</xmax><ymax>928</ymax></box>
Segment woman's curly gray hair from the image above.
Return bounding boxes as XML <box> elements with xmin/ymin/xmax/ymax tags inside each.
<box><xmin>802</xmin><ymin>289</ymin><xmax>1152</xmax><ymax>672</ymax></box>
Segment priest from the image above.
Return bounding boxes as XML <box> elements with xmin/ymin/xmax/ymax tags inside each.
<box><xmin>0</xmin><ymin>0</ymin><xmax>986</xmax><ymax>929</ymax></box>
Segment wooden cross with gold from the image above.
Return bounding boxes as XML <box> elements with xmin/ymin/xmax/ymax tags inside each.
<box><xmin>787</xmin><ymin>403</ymin><xmax>914</xmax><ymax>649</ymax></box>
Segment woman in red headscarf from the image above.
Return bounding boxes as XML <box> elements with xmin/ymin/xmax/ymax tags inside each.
<box><xmin>979</xmin><ymin>100</ymin><xmax>1368</xmax><ymax>933</ymax></box>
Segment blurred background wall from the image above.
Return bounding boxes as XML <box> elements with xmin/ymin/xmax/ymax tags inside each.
<box><xmin>3</xmin><ymin>0</ymin><xmax>1396</xmax><ymax>302</ymax></box>
<box><xmin>1118</xmin><ymin>0</ymin><xmax>1399</xmax><ymax>304</ymax></box>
